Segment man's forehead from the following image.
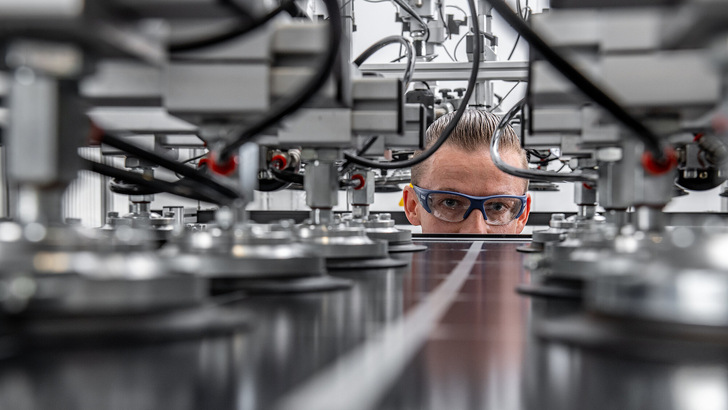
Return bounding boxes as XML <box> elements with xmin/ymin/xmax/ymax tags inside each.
<box><xmin>419</xmin><ymin>146</ymin><xmax>528</xmax><ymax>194</ymax></box>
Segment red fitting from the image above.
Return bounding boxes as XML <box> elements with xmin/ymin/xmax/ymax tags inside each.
<box><xmin>352</xmin><ymin>174</ymin><xmax>366</xmax><ymax>190</ymax></box>
<box><xmin>199</xmin><ymin>153</ymin><xmax>237</xmax><ymax>176</ymax></box>
<box><xmin>641</xmin><ymin>147</ymin><xmax>678</xmax><ymax>176</ymax></box>
<box><xmin>271</xmin><ymin>154</ymin><xmax>288</xmax><ymax>170</ymax></box>
<box><xmin>582</xmin><ymin>183</ymin><xmax>594</xmax><ymax>190</ymax></box>
<box><xmin>693</xmin><ymin>133</ymin><xmax>704</xmax><ymax>142</ymax></box>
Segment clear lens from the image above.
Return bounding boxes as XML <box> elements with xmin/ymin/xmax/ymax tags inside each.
<box><xmin>483</xmin><ymin>197</ymin><xmax>523</xmax><ymax>225</ymax></box>
<box><xmin>426</xmin><ymin>192</ymin><xmax>523</xmax><ymax>224</ymax></box>
<box><xmin>427</xmin><ymin>192</ymin><xmax>471</xmax><ymax>222</ymax></box>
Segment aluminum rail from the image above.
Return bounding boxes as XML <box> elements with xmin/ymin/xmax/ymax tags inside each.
<box><xmin>359</xmin><ymin>61</ymin><xmax>528</xmax><ymax>82</ymax></box>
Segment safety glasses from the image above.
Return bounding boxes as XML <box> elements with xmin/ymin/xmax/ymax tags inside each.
<box><xmin>412</xmin><ymin>185</ymin><xmax>527</xmax><ymax>225</ymax></box>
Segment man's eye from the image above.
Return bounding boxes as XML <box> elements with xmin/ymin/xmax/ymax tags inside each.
<box><xmin>440</xmin><ymin>198</ymin><xmax>464</xmax><ymax>208</ymax></box>
<box><xmin>486</xmin><ymin>202</ymin><xmax>510</xmax><ymax>212</ymax></box>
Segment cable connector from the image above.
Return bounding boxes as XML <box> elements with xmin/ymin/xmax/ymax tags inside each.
<box><xmin>351</xmin><ymin>174</ymin><xmax>366</xmax><ymax>190</ymax></box>
<box><xmin>200</xmin><ymin>153</ymin><xmax>238</xmax><ymax>176</ymax></box>
<box><xmin>641</xmin><ymin>147</ymin><xmax>678</xmax><ymax>176</ymax></box>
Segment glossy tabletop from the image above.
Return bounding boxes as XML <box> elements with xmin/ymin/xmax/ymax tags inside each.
<box><xmin>0</xmin><ymin>239</ymin><xmax>720</xmax><ymax>410</ymax></box>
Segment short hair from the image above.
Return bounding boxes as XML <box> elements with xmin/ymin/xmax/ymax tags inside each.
<box><xmin>410</xmin><ymin>109</ymin><xmax>528</xmax><ymax>192</ymax></box>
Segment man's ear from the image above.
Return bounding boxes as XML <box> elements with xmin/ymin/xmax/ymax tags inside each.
<box><xmin>515</xmin><ymin>193</ymin><xmax>532</xmax><ymax>233</ymax></box>
<box><xmin>403</xmin><ymin>185</ymin><xmax>422</xmax><ymax>226</ymax></box>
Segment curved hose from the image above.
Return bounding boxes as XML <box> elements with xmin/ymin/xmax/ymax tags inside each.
<box><xmin>169</xmin><ymin>1</ymin><xmax>293</xmax><ymax>52</ymax></box>
<box><xmin>392</xmin><ymin>0</ymin><xmax>430</xmax><ymax>41</ymax></box>
<box><xmin>99</xmin><ymin>133</ymin><xmax>240</xmax><ymax>200</ymax></box>
<box><xmin>219</xmin><ymin>0</ymin><xmax>342</xmax><ymax>160</ymax></box>
<box><xmin>490</xmin><ymin>99</ymin><xmax>597</xmax><ymax>183</ymax></box>
<box><xmin>82</xmin><ymin>158</ymin><xmax>231</xmax><ymax>204</ymax></box>
<box><xmin>354</xmin><ymin>36</ymin><xmax>415</xmax><ymax>88</ymax></box>
<box><xmin>487</xmin><ymin>0</ymin><xmax>665</xmax><ymax>162</ymax></box>
<box><xmin>342</xmin><ymin>0</ymin><xmax>481</xmax><ymax>170</ymax></box>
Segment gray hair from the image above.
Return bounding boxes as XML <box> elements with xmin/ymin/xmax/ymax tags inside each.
<box><xmin>410</xmin><ymin>109</ymin><xmax>528</xmax><ymax>191</ymax></box>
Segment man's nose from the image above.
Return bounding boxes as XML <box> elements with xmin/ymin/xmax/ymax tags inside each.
<box><xmin>457</xmin><ymin>209</ymin><xmax>489</xmax><ymax>234</ymax></box>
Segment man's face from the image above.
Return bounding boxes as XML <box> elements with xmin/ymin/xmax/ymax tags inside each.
<box><xmin>403</xmin><ymin>144</ymin><xmax>531</xmax><ymax>234</ymax></box>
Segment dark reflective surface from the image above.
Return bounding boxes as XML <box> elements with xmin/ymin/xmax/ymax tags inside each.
<box><xmin>380</xmin><ymin>241</ymin><xmax>531</xmax><ymax>410</ymax></box>
<box><xmin>2</xmin><ymin>240</ymin><xmax>727</xmax><ymax>410</ymax></box>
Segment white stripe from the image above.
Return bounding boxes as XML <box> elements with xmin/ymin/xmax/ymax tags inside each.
<box><xmin>275</xmin><ymin>241</ymin><xmax>485</xmax><ymax>410</ymax></box>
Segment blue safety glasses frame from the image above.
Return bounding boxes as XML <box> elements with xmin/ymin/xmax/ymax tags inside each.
<box><xmin>412</xmin><ymin>185</ymin><xmax>527</xmax><ymax>225</ymax></box>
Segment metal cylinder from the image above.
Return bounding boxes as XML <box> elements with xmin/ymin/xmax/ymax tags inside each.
<box><xmin>577</xmin><ymin>205</ymin><xmax>597</xmax><ymax>220</ymax></box>
<box><xmin>634</xmin><ymin>206</ymin><xmax>665</xmax><ymax>233</ymax></box>
<box><xmin>348</xmin><ymin>169</ymin><xmax>375</xmax><ymax>207</ymax></box>
<box><xmin>352</xmin><ymin>205</ymin><xmax>370</xmax><ymax>219</ymax></box>
<box><xmin>311</xmin><ymin>208</ymin><xmax>334</xmax><ymax>225</ymax></box>
<box><xmin>163</xmin><ymin>206</ymin><xmax>185</xmax><ymax>228</ymax></box>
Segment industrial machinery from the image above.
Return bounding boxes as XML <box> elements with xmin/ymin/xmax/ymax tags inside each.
<box><xmin>1</xmin><ymin>0</ymin><xmax>728</xmax><ymax>409</ymax></box>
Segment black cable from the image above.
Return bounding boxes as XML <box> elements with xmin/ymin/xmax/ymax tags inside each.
<box><xmin>446</xmin><ymin>5</ymin><xmax>467</xmax><ymax>18</ymax></box>
<box><xmin>81</xmin><ymin>158</ymin><xmax>229</xmax><ymax>204</ymax></box>
<box><xmin>507</xmin><ymin>34</ymin><xmax>521</xmax><ymax>60</ymax></box>
<box><xmin>174</xmin><ymin>152</ymin><xmax>208</xmax><ymax>179</ymax></box>
<box><xmin>392</xmin><ymin>0</ymin><xmax>430</xmax><ymax>41</ymax></box>
<box><xmin>340</xmin><ymin>135</ymin><xmax>380</xmax><ymax>172</ymax></box>
<box><xmin>109</xmin><ymin>178</ymin><xmax>162</xmax><ymax>196</ymax></box>
<box><xmin>439</xmin><ymin>1</ymin><xmax>450</xmax><ymax>39</ymax></box>
<box><xmin>488</xmin><ymin>0</ymin><xmax>665</xmax><ymax>161</ymax></box>
<box><xmin>354</xmin><ymin>36</ymin><xmax>415</xmax><ymax>87</ymax></box>
<box><xmin>507</xmin><ymin>4</ymin><xmax>530</xmax><ymax>60</ymax></box>
<box><xmin>340</xmin><ymin>0</ymin><xmax>354</xmax><ymax>11</ymax></box>
<box><xmin>182</xmin><ymin>152</ymin><xmax>208</xmax><ymax>164</ymax></box>
<box><xmin>489</xmin><ymin>81</ymin><xmax>521</xmax><ymax>112</ymax></box>
<box><xmin>325</xmin><ymin>0</ymin><xmax>354</xmax><ymax>19</ymax></box>
<box><xmin>270</xmin><ymin>168</ymin><xmax>304</xmax><ymax>185</ymax></box>
<box><xmin>527</xmin><ymin>149</ymin><xmax>552</xmax><ymax>160</ymax></box>
<box><xmin>437</xmin><ymin>2</ymin><xmax>460</xmax><ymax>61</ymax></box>
<box><xmin>453</xmin><ymin>33</ymin><xmax>467</xmax><ymax>61</ymax></box>
<box><xmin>342</xmin><ymin>0</ymin><xmax>481</xmax><ymax>170</ymax></box>
<box><xmin>99</xmin><ymin>133</ymin><xmax>239</xmax><ymax>200</ymax></box>
<box><xmin>219</xmin><ymin>0</ymin><xmax>342</xmax><ymax>160</ymax></box>
<box><xmin>441</xmin><ymin>45</ymin><xmax>456</xmax><ymax>62</ymax></box>
<box><xmin>109</xmin><ymin>176</ymin><xmax>223</xmax><ymax>197</ymax></box>
<box><xmin>352</xmin><ymin>135</ymin><xmax>381</xmax><ymax>158</ymax></box>
<box><xmin>169</xmin><ymin>1</ymin><xmax>293</xmax><ymax>53</ymax></box>
<box><xmin>490</xmin><ymin>98</ymin><xmax>596</xmax><ymax>182</ymax></box>
<box><xmin>257</xmin><ymin>179</ymin><xmax>290</xmax><ymax>192</ymax></box>
<box><xmin>392</xmin><ymin>17</ymin><xmax>405</xmax><ymax>62</ymax></box>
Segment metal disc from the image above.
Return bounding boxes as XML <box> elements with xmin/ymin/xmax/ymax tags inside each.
<box><xmin>168</xmin><ymin>253</ymin><xmax>326</xmax><ymax>279</ymax></box>
<box><xmin>212</xmin><ymin>276</ymin><xmax>353</xmax><ymax>294</ymax></box>
<box><xmin>387</xmin><ymin>243</ymin><xmax>428</xmax><ymax>253</ymax></box>
<box><xmin>10</xmin><ymin>305</ymin><xmax>251</xmax><ymax>347</ymax></box>
<box><xmin>516</xmin><ymin>283</ymin><xmax>582</xmax><ymax>299</ymax></box>
<box><xmin>326</xmin><ymin>257</ymin><xmax>409</xmax><ymax>270</ymax></box>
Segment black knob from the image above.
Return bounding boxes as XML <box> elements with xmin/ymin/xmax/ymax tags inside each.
<box><xmin>454</xmin><ymin>87</ymin><xmax>466</xmax><ymax>97</ymax></box>
<box><xmin>439</xmin><ymin>88</ymin><xmax>452</xmax><ymax>98</ymax></box>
